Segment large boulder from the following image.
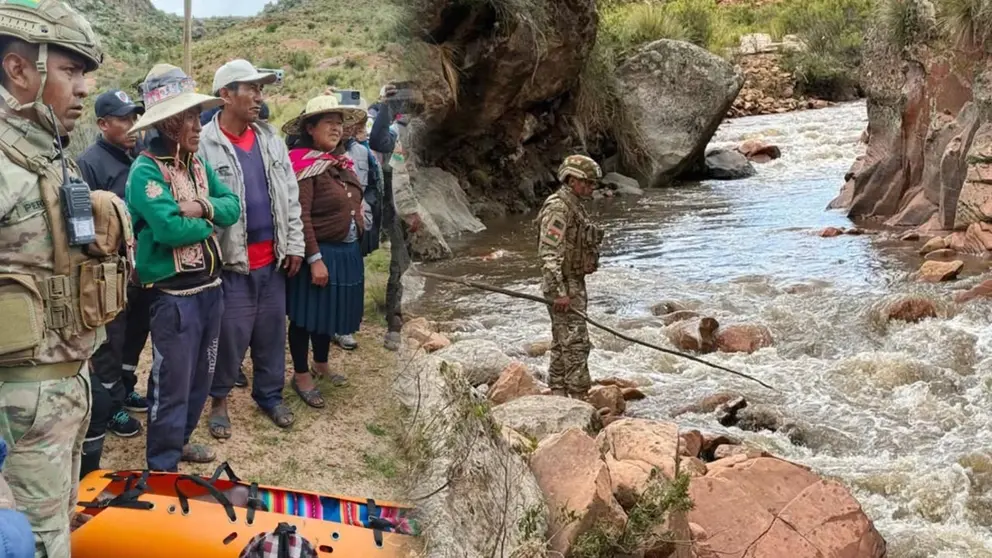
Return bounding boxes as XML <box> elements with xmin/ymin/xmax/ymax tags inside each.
<box><xmin>701</xmin><ymin>148</ymin><xmax>757</xmax><ymax>180</ymax></box>
<box><xmin>715</xmin><ymin>324</ymin><xmax>774</xmax><ymax>354</ymax></box>
<box><xmin>666</xmin><ymin>317</ymin><xmax>719</xmax><ymax>353</ymax></box>
<box><xmin>530</xmin><ymin>429</ymin><xmax>627</xmax><ymax>556</ymax></box>
<box><xmin>393</xmin><ymin>351</ymin><xmax>548</xmax><ymax>557</ymax></box>
<box><xmin>491</xmin><ymin>395</ymin><xmax>601</xmax><ymax>442</ymax></box>
<box><xmin>687</xmin><ymin>456</ymin><xmax>887</xmax><ymax>557</ymax></box>
<box><xmin>435</xmin><ymin>339</ymin><xmax>514</xmax><ymax>387</ymax></box>
<box><xmin>394</xmin><ymin>166</ymin><xmax>486</xmax><ymax>261</ymax></box>
<box><xmin>597</xmin><ymin>418</ymin><xmax>680</xmax><ymax>480</ymax></box>
<box><xmin>618</xmin><ymin>39</ymin><xmax>745</xmax><ymax>187</ymax></box>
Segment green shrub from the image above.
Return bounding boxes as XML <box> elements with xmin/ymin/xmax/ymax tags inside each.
<box><xmin>290</xmin><ymin>51</ymin><xmax>313</xmax><ymax>72</ymax></box>
<box><xmin>265</xmin><ymin>22</ymin><xmax>279</xmax><ymax>33</ymax></box>
<box><xmin>668</xmin><ymin>0</ymin><xmax>717</xmax><ymax>48</ymax></box>
<box><xmin>602</xmin><ymin>3</ymin><xmax>690</xmax><ymax>53</ymax></box>
<box><xmin>880</xmin><ymin>0</ymin><xmax>938</xmax><ymax>48</ymax></box>
<box><xmin>938</xmin><ymin>0</ymin><xmax>992</xmax><ymax>49</ymax></box>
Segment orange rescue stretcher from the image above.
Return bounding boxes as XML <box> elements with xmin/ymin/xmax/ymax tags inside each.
<box><xmin>71</xmin><ymin>462</ymin><xmax>419</xmax><ymax>557</ymax></box>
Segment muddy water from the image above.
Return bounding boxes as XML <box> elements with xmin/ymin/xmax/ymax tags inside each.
<box><xmin>410</xmin><ymin>101</ymin><xmax>992</xmax><ymax>556</ymax></box>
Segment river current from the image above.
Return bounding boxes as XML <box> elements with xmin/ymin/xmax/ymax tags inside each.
<box><xmin>410</xmin><ymin>101</ymin><xmax>992</xmax><ymax>557</ymax></box>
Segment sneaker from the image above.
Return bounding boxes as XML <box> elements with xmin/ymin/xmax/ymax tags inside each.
<box><xmin>107</xmin><ymin>410</ymin><xmax>141</xmax><ymax>438</ymax></box>
<box><xmin>235</xmin><ymin>367</ymin><xmax>248</xmax><ymax>388</ymax></box>
<box><xmin>383</xmin><ymin>331</ymin><xmax>400</xmax><ymax>352</ymax></box>
<box><xmin>123</xmin><ymin>391</ymin><xmax>149</xmax><ymax>413</ymax></box>
<box><xmin>334</xmin><ymin>334</ymin><xmax>358</xmax><ymax>351</ymax></box>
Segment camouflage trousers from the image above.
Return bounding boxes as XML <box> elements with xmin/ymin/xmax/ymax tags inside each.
<box><xmin>546</xmin><ymin>277</ymin><xmax>592</xmax><ymax>398</ymax></box>
<box><xmin>0</xmin><ymin>362</ymin><xmax>91</xmax><ymax>558</ymax></box>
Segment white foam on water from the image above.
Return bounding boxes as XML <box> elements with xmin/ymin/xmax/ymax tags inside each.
<box><xmin>412</xmin><ymin>100</ymin><xmax>992</xmax><ymax>555</ymax></box>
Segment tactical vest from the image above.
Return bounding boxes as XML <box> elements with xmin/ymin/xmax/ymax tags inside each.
<box><xmin>538</xmin><ymin>188</ymin><xmax>604</xmax><ymax>276</ymax></box>
<box><xmin>0</xmin><ymin>118</ymin><xmax>132</xmax><ymax>378</ymax></box>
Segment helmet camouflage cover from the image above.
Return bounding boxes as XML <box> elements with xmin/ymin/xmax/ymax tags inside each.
<box><xmin>558</xmin><ymin>154</ymin><xmax>603</xmax><ymax>184</ymax></box>
<box><xmin>0</xmin><ymin>0</ymin><xmax>103</xmax><ymax>135</ymax></box>
<box><xmin>0</xmin><ymin>0</ymin><xmax>103</xmax><ymax>72</ymax></box>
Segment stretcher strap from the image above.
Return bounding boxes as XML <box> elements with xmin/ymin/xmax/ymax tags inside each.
<box><xmin>174</xmin><ymin>474</ymin><xmax>237</xmax><ymax>522</ymax></box>
<box><xmin>80</xmin><ymin>471</ymin><xmax>153</xmax><ymax>510</ymax></box>
<box><xmin>209</xmin><ymin>461</ymin><xmax>242</xmax><ymax>483</ymax></box>
<box><xmin>275</xmin><ymin>523</ymin><xmax>296</xmax><ymax>558</ymax></box>
<box><xmin>367</xmin><ymin>498</ymin><xmax>384</xmax><ymax>547</ymax></box>
<box><xmin>246</xmin><ymin>482</ymin><xmax>263</xmax><ymax>525</ymax></box>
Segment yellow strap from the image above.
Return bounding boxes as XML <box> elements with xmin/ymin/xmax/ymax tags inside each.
<box><xmin>0</xmin><ymin>361</ymin><xmax>83</xmax><ymax>382</ymax></box>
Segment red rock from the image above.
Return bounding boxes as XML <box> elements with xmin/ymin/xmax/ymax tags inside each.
<box><xmin>925</xmin><ymin>248</ymin><xmax>957</xmax><ymax>260</ymax></box>
<box><xmin>662</xmin><ymin>310</ymin><xmax>700</xmax><ymax>325</ymax></box>
<box><xmin>700</xmin><ymin>432</ymin><xmax>741</xmax><ymax>458</ymax></box>
<box><xmin>713</xmin><ymin>444</ymin><xmax>748</xmax><ymax>460</ymax></box>
<box><xmin>488</xmin><ymin>362</ymin><xmax>542</xmax><ymax>405</ymax></box>
<box><xmin>587</xmin><ymin>385</ymin><xmax>626</xmax><ymax>416</ymax></box>
<box><xmin>715</xmin><ymin>325</ymin><xmax>773</xmax><ymax>354</ymax></box>
<box><xmin>918</xmin><ymin>260</ymin><xmax>964</xmax><ymax>282</ymax></box>
<box><xmin>884</xmin><ymin>297</ymin><xmax>938</xmax><ymax>323</ymax></box>
<box><xmin>530</xmin><ymin>429</ymin><xmax>627</xmax><ymax>556</ymax></box>
<box><xmin>778</xmin><ymin>481</ymin><xmax>888</xmax><ymax>557</ymax></box>
<box><xmin>597</xmin><ymin>418</ymin><xmax>680</xmax><ymax>480</ymax></box>
<box><xmin>594</xmin><ymin>376</ymin><xmax>640</xmax><ymax>389</ymax></box>
<box><xmin>621</xmin><ymin>387</ymin><xmax>647</xmax><ymax>401</ymax></box>
<box><xmin>955</xmin><ymin>278</ymin><xmax>992</xmax><ymax>303</ymax></box>
<box><xmin>919</xmin><ymin>236</ymin><xmax>947</xmax><ymax>254</ymax></box>
<box><xmin>687</xmin><ymin>457</ymin><xmax>886</xmax><ymax>558</ymax></box>
<box><xmin>680</xmin><ymin>430</ymin><xmax>704</xmax><ymax>458</ymax></box>
<box><xmin>672</xmin><ymin>393</ymin><xmax>742</xmax><ymax>418</ymax></box>
<box><xmin>401</xmin><ymin>317</ymin><xmax>451</xmax><ymax>352</ymax></box>
<box><xmin>819</xmin><ymin>227</ymin><xmax>845</xmax><ymax>238</ymax></box>
<box><xmin>900</xmin><ymin>231</ymin><xmax>921</xmax><ymax>241</ymax></box>
<box><xmin>683</xmin><ymin>457</ymin><xmax>708</xmax><ymax>477</ymax></box>
<box><xmin>666</xmin><ymin>317</ymin><xmax>719</xmax><ymax>354</ymax></box>
<box><xmin>604</xmin><ymin>454</ymin><xmax>653</xmax><ymax>510</ymax></box>
<box><xmin>738</xmin><ymin>140</ymin><xmax>781</xmax><ymax>163</ymax></box>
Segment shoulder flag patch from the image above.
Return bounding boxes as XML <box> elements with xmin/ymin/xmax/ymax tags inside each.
<box><xmin>542</xmin><ymin>217</ymin><xmax>566</xmax><ymax>247</ymax></box>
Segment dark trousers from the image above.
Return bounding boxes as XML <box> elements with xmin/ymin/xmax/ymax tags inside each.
<box><xmin>287</xmin><ymin>323</ymin><xmax>331</xmax><ymax>374</ymax></box>
<box><xmin>80</xmin><ymin>380</ymin><xmax>113</xmax><ymax>479</ymax></box>
<box><xmin>122</xmin><ymin>285</ymin><xmax>153</xmax><ymax>378</ymax></box>
<box><xmin>89</xmin><ymin>285</ymin><xmax>153</xmax><ymax>413</ymax></box>
<box><xmin>210</xmin><ymin>265</ymin><xmax>287</xmax><ymax>411</ymax></box>
<box><xmin>145</xmin><ymin>285</ymin><xmax>224</xmax><ymax>472</ymax></box>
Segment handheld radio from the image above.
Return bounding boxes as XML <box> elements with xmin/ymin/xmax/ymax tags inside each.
<box><xmin>47</xmin><ymin>105</ymin><xmax>96</xmax><ymax>246</ymax></box>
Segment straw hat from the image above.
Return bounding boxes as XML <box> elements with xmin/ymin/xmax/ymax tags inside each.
<box><xmin>281</xmin><ymin>94</ymin><xmax>366</xmax><ymax>137</ymax></box>
<box><xmin>129</xmin><ymin>64</ymin><xmax>225</xmax><ymax>134</ymax></box>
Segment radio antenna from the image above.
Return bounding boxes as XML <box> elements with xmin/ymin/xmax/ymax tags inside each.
<box><xmin>46</xmin><ymin>104</ymin><xmax>69</xmax><ymax>185</ymax></box>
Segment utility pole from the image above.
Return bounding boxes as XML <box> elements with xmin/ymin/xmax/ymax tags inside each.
<box><xmin>183</xmin><ymin>0</ymin><xmax>192</xmax><ymax>75</ymax></box>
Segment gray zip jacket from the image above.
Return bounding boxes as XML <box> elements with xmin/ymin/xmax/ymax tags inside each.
<box><xmin>200</xmin><ymin>111</ymin><xmax>305</xmax><ymax>274</ymax></box>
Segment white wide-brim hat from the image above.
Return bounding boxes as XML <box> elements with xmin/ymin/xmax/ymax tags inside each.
<box><xmin>129</xmin><ymin>64</ymin><xmax>224</xmax><ymax>134</ymax></box>
<box><xmin>281</xmin><ymin>95</ymin><xmax>367</xmax><ymax>137</ymax></box>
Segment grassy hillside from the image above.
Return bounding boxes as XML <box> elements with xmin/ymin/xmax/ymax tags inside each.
<box><xmin>71</xmin><ymin>0</ymin><xmax>407</xmax><ymax>151</ymax></box>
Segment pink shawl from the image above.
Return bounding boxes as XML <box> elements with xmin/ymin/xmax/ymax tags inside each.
<box><xmin>288</xmin><ymin>148</ymin><xmax>354</xmax><ymax>181</ymax></box>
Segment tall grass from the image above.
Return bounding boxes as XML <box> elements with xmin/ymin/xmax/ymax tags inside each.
<box><xmin>880</xmin><ymin>0</ymin><xmax>939</xmax><ymax>49</ymax></box>
<box><xmin>938</xmin><ymin>0</ymin><xmax>992</xmax><ymax>49</ymax></box>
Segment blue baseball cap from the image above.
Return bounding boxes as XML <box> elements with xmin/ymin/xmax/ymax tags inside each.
<box><xmin>95</xmin><ymin>90</ymin><xmax>145</xmax><ymax>119</ymax></box>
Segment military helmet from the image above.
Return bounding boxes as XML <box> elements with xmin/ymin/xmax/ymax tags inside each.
<box><xmin>558</xmin><ymin>154</ymin><xmax>603</xmax><ymax>184</ymax></box>
<box><xmin>0</xmin><ymin>0</ymin><xmax>104</xmax><ymax>73</ymax></box>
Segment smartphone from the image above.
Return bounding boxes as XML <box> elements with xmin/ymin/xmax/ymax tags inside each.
<box><xmin>257</xmin><ymin>68</ymin><xmax>284</xmax><ymax>86</ymax></box>
<box><xmin>337</xmin><ymin>89</ymin><xmax>362</xmax><ymax>106</ymax></box>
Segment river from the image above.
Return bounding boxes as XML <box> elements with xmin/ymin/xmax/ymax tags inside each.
<box><xmin>409</xmin><ymin>101</ymin><xmax>992</xmax><ymax>557</ymax></box>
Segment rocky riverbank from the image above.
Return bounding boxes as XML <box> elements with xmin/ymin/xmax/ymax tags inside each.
<box><xmin>395</xmin><ymin>319</ymin><xmax>888</xmax><ymax>558</ymax></box>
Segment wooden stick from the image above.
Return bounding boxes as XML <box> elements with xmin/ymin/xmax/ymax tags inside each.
<box><xmin>411</xmin><ymin>269</ymin><xmax>777</xmax><ymax>391</ymax></box>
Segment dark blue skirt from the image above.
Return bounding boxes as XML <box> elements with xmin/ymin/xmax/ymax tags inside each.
<box><xmin>287</xmin><ymin>241</ymin><xmax>364</xmax><ymax>337</ymax></box>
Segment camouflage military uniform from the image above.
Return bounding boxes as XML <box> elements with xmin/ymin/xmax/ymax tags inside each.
<box><xmin>537</xmin><ymin>155</ymin><xmax>604</xmax><ymax>398</ymax></box>
<box><xmin>0</xmin><ymin>2</ymin><xmax>126</xmax><ymax>556</ymax></box>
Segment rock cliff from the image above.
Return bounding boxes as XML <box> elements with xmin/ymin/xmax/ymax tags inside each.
<box><xmin>830</xmin><ymin>23</ymin><xmax>992</xmax><ymax>237</ymax></box>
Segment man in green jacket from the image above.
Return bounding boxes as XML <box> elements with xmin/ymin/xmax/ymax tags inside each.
<box><xmin>125</xmin><ymin>64</ymin><xmax>240</xmax><ymax>472</ymax></box>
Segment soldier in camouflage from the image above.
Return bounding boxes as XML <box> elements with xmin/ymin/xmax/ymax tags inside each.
<box><xmin>0</xmin><ymin>1</ymin><xmax>129</xmax><ymax>556</ymax></box>
<box><xmin>536</xmin><ymin>154</ymin><xmax>605</xmax><ymax>399</ymax></box>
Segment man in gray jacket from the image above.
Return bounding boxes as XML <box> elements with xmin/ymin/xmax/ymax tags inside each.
<box><xmin>199</xmin><ymin>59</ymin><xmax>305</xmax><ymax>438</ymax></box>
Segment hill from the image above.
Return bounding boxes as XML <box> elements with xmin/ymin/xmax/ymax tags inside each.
<box><xmin>70</xmin><ymin>0</ymin><xmax>408</xmax><ymax>150</ymax></box>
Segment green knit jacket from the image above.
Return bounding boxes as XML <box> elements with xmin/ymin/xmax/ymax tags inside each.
<box><xmin>125</xmin><ymin>152</ymin><xmax>241</xmax><ymax>286</ymax></box>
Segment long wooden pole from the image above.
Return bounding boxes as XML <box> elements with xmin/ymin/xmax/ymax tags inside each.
<box><xmin>410</xmin><ymin>269</ymin><xmax>778</xmax><ymax>391</ymax></box>
<box><xmin>183</xmin><ymin>0</ymin><xmax>192</xmax><ymax>75</ymax></box>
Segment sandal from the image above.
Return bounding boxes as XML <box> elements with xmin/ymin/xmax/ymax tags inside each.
<box><xmin>181</xmin><ymin>443</ymin><xmax>216</xmax><ymax>464</ymax></box>
<box><xmin>312</xmin><ymin>363</ymin><xmax>348</xmax><ymax>387</ymax></box>
<box><xmin>208</xmin><ymin>412</ymin><xmax>232</xmax><ymax>440</ymax></box>
<box><xmin>292</xmin><ymin>375</ymin><xmax>326</xmax><ymax>409</ymax></box>
<box><xmin>265</xmin><ymin>403</ymin><xmax>295</xmax><ymax>429</ymax></box>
